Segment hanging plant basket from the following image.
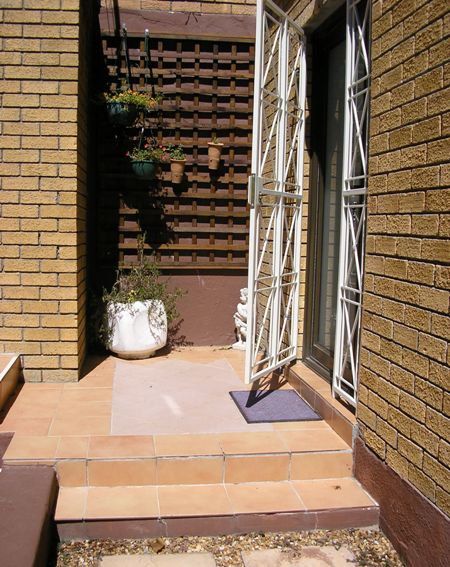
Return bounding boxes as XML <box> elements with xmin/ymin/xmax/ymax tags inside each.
<box><xmin>106</xmin><ymin>101</ymin><xmax>138</xmax><ymax>127</ymax></box>
<box><xmin>131</xmin><ymin>160</ymin><xmax>158</xmax><ymax>180</ymax></box>
<box><xmin>170</xmin><ymin>159</ymin><xmax>186</xmax><ymax>184</ymax></box>
<box><xmin>208</xmin><ymin>141</ymin><xmax>224</xmax><ymax>170</ymax></box>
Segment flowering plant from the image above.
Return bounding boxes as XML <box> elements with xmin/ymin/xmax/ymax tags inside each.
<box><xmin>166</xmin><ymin>144</ymin><xmax>185</xmax><ymax>160</ymax></box>
<box><xmin>127</xmin><ymin>140</ymin><xmax>169</xmax><ymax>163</ymax></box>
<box><xmin>105</xmin><ymin>90</ymin><xmax>162</xmax><ymax>110</ymax></box>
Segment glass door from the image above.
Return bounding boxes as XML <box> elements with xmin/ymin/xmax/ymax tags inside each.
<box><xmin>304</xmin><ymin>9</ymin><xmax>346</xmax><ymax>380</ymax></box>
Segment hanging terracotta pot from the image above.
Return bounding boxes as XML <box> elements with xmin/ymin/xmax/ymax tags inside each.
<box><xmin>208</xmin><ymin>141</ymin><xmax>224</xmax><ymax>170</ymax></box>
<box><xmin>170</xmin><ymin>159</ymin><xmax>186</xmax><ymax>184</ymax></box>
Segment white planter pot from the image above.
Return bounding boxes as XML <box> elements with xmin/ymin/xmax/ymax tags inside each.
<box><xmin>107</xmin><ymin>300</ymin><xmax>167</xmax><ymax>359</ymax></box>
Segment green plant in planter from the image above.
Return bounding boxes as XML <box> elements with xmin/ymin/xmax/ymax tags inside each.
<box><xmin>104</xmin><ymin>90</ymin><xmax>162</xmax><ymax>126</ymax></box>
<box><xmin>103</xmin><ymin>261</ymin><xmax>182</xmax><ymax>324</ymax></box>
<box><xmin>166</xmin><ymin>144</ymin><xmax>185</xmax><ymax>161</ymax></box>
<box><xmin>166</xmin><ymin>144</ymin><xmax>186</xmax><ymax>184</ymax></box>
<box><xmin>100</xmin><ymin>250</ymin><xmax>184</xmax><ymax>357</ymax></box>
<box><xmin>128</xmin><ymin>141</ymin><xmax>169</xmax><ymax>179</ymax></box>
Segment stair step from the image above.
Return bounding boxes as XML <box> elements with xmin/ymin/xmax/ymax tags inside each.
<box><xmin>52</xmin><ymin>450</ymin><xmax>353</xmax><ymax>487</ymax></box>
<box><xmin>3</xmin><ymin>429</ymin><xmax>353</xmax><ymax>486</ymax></box>
<box><xmin>55</xmin><ymin>479</ymin><xmax>378</xmax><ymax>540</ymax></box>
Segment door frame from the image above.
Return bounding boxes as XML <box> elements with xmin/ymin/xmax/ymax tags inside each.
<box><xmin>304</xmin><ymin>5</ymin><xmax>347</xmax><ymax>382</ymax></box>
<box><xmin>304</xmin><ymin>0</ymin><xmax>371</xmax><ymax>409</ymax></box>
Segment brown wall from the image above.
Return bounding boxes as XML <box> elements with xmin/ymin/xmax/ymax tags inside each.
<box><xmin>358</xmin><ymin>0</ymin><xmax>450</xmax><ymax>517</ymax></box>
<box><xmin>0</xmin><ymin>0</ymin><xmax>93</xmax><ymax>382</ymax></box>
<box><xmin>354</xmin><ymin>437</ymin><xmax>450</xmax><ymax>567</ymax></box>
<box><xmin>100</xmin><ymin>0</ymin><xmax>256</xmax><ymax>16</ymax></box>
<box><xmin>167</xmin><ymin>273</ymin><xmax>248</xmax><ymax>345</ymax></box>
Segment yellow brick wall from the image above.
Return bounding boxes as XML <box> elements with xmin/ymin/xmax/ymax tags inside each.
<box><xmin>100</xmin><ymin>0</ymin><xmax>256</xmax><ymax>16</ymax></box>
<box><xmin>0</xmin><ymin>0</ymin><xmax>90</xmax><ymax>382</ymax></box>
<box><xmin>359</xmin><ymin>0</ymin><xmax>450</xmax><ymax>516</ymax></box>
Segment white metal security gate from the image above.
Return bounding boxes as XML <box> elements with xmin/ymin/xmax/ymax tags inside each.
<box><xmin>245</xmin><ymin>0</ymin><xmax>306</xmax><ymax>383</ymax></box>
<box><xmin>332</xmin><ymin>0</ymin><xmax>371</xmax><ymax>406</ymax></box>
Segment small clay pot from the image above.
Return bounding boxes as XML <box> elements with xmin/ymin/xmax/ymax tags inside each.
<box><xmin>170</xmin><ymin>159</ymin><xmax>186</xmax><ymax>184</ymax></box>
<box><xmin>208</xmin><ymin>142</ymin><xmax>224</xmax><ymax>170</ymax></box>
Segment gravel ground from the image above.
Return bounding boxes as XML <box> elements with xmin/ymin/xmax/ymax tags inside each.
<box><xmin>56</xmin><ymin>529</ymin><xmax>403</xmax><ymax>566</ymax></box>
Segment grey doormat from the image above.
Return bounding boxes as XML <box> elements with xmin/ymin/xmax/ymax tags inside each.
<box><xmin>229</xmin><ymin>390</ymin><xmax>322</xmax><ymax>423</ymax></box>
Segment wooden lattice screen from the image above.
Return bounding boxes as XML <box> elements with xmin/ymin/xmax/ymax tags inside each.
<box><xmin>97</xmin><ymin>32</ymin><xmax>254</xmax><ymax>271</ymax></box>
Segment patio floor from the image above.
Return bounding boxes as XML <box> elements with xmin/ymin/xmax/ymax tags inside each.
<box><xmin>0</xmin><ymin>347</ymin><xmax>378</xmax><ymax>539</ymax></box>
<box><xmin>0</xmin><ymin>347</ymin><xmax>351</xmax><ymax>460</ymax></box>
<box><xmin>1</xmin><ymin>347</ymin><xmax>293</xmax><ymax>437</ymax></box>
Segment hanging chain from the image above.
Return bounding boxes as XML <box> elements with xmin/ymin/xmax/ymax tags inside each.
<box><xmin>144</xmin><ymin>29</ymin><xmax>156</xmax><ymax>97</ymax></box>
<box><xmin>121</xmin><ymin>22</ymin><xmax>132</xmax><ymax>89</ymax></box>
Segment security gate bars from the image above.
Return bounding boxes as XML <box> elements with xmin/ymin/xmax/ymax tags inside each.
<box><xmin>245</xmin><ymin>0</ymin><xmax>306</xmax><ymax>383</ymax></box>
<box><xmin>247</xmin><ymin>0</ymin><xmax>370</xmax><ymax>400</ymax></box>
<box><xmin>332</xmin><ymin>0</ymin><xmax>371</xmax><ymax>406</ymax></box>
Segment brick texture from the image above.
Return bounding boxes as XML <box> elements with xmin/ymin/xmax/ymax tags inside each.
<box><xmin>359</xmin><ymin>0</ymin><xmax>450</xmax><ymax>517</ymax></box>
<box><xmin>0</xmin><ymin>0</ymin><xmax>91</xmax><ymax>381</ymax></box>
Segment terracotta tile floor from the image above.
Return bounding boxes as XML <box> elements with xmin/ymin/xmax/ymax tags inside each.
<box><xmin>1</xmin><ymin>347</ymin><xmax>379</xmax><ymax>529</ymax></box>
<box><xmin>0</xmin><ymin>347</ymin><xmax>354</xmax><ymax>471</ymax></box>
<box><xmin>0</xmin><ymin>347</ymin><xmax>336</xmax><ymax>452</ymax></box>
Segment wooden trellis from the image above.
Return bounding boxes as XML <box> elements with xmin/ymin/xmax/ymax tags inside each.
<box><xmin>98</xmin><ymin>32</ymin><xmax>254</xmax><ymax>271</ymax></box>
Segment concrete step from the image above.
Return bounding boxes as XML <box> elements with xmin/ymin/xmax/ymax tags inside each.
<box><xmin>55</xmin><ymin>478</ymin><xmax>378</xmax><ymax>540</ymax></box>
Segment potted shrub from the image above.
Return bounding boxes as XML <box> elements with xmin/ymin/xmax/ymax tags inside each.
<box><xmin>105</xmin><ymin>90</ymin><xmax>161</xmax><ymax>127</ymax></box>
<box><xmin>208</xmin><ymin>135</ymin><xmax>224</xmax><ymax>170</ymax></box>
<box><xmin>102</xmin><ymin>257</ymin><xmax>183</xmax><ymax>359</ymax></box>
<box><xmin>128</xmin><ymin>141</ymin><xmax>168</xmax><ymax>180</ymax></box>
<box><xmin>167</xmin><ymin>144</ymin><xmax>186</xmax><ymax>184</ymax></box>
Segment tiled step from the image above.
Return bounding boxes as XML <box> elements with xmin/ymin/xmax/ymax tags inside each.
<box><xmin>55</xmin><ymin>478</ymin><xmax>379</xmax><ymax>540</ymax></box>
<box><xmin>3</xmin><ymin>417</ymin><xmax>379</xmax><ymax>538</ymax></box>
<box><xmin>3</xmin><ymin>429</ymin><xmax>353</xmax><ymax>486</ymax></box>
<box><xmin>0</xmin><ymin>354</ymin><xmax>21</xmax><ymax>412</ymax></box>
<box><xmin>54</xmin><ymin>450</ymin><xmax>353</xmax><ymax>487</ymax></box>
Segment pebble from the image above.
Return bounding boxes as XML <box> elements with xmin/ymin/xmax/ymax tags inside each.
<box><xmin>56</xmin><ymin>528</ymin><xmax>403</xmax><ymax>566</ymax></box>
